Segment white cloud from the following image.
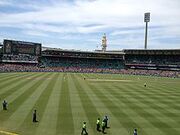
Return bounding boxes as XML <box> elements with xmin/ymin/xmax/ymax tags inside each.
<box><xmin>0</xmin><ymin>0</ymin><xmax>179</xmax><ymax>30</ymax></box>
<box><xmin>23</xmin><ymin>30</ymin><xmax>48</xmax><ymax>37</ymax></box>
<box><xmin>0</xmin><ymin>0</ymin><xmax>11</xmax><ymax>5</ymax></box>
<box><xmin>110</xmin><ymin>29</ymin><xmax>144</xmax><ymax>36</ymax></box>
<box><xmin>0</xmin><ymin>0</ymin><xmax>180</xmax><ymax>49</ymax></box>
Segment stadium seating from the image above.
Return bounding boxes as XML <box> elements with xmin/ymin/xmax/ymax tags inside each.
<box><xmin>41</xmin><ymin>57</ymin><xmax>124</xmax><ymax>69</ymax></box>
<box><xmin>0</xmin><ymin>63</ymin><xmax>179</xmax><ymax>77</ymax></box>
<box><xmin>125</xmin><ymin>55</ymin><xmax>180</xmax><ymax>65</ymax></box>
<box><xmin>2</xmin><ymin>54</ymin><xmax>38</xmax><ymax>63</ymax></box>
<box><xmin>0</xmin><ymin>45</ymin><xmax>179</xmax><ymax>78</ymax></box>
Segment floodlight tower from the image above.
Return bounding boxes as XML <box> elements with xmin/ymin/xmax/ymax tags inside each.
<box><xmin>102</xmin><ymin>33</ymin><xmax>107</xmax><ymax>52</ymax></box>
<box><xmin>144</xmin><ymin>12</ymin><xmax>150</xmax><ymax>49</ymax></box>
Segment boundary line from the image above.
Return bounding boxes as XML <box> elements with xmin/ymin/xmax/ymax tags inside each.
<box><xmin>0</xmin><ymin>130</ymin><xmax>19</xmax><ymax>135</ymax></box>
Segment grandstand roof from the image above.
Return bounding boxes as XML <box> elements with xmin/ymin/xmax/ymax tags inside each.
<box><xmin>43</xmin><ymin>48</ymin><xmax>125</xmax><ymax>55</ymax></box>
<box><xmin>3</xmin><ymin>39</ymin><xmax>41</xmax><ymax>46</ymax></box>
<box><xmin>123</xmin><ymin>49</ymin><xmax>180</xmax><ymax>51</ymax></box>
<box><xmin>123</xmin><ymin>49</ymin><xmax>180</xmax><ymax>55</ymax></box>
<box><xmin>95</xmin><ymin>49</ymin><xmax>124</xmax><ymax>54</ymax></box>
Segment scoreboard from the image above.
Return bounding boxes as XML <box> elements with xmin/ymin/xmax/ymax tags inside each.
<box><xmin>3</xmin><ymin>39</ymin><xmax>41</xmax><ymax>56</ymax></box>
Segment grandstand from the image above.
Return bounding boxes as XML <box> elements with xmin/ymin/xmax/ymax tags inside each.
<box><xmin>41</xmin><ymin>49</ymin><xmax>124</xmax><ymax>69</ymax></box>
<box><xmin>124</xmin><ymin>49</ymin><xmax>180</xmax><ymax>71</ymax></box>
<box><xmin>0</xmin><ymin>45</ymin><xmax>2</xmax><ymax>62</ymax></box>
<box><xmin>1</xmin><ymin>39</ymin><xmax>41</xmax><ymax>64</ymax></box>
<box><xmin>0</xmin><ymin>39</ymin><xmax>179</xmax><ymax>77</ymax></box>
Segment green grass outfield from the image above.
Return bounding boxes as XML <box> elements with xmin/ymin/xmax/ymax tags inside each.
<box><xmin>0</xmin><ymin>72</ymin><xmax>180</xmax><ymax>135</ymax></box>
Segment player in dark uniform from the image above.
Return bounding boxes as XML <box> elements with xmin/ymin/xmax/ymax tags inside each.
<box><xmin>144</xmin><ymin>83</ymin><xmax>147</xmax><ymax>87</ymax></box>
<box><xmin>103</xmin><ymin>115</ymin><xmax>109</xmax><ymax>128</ymax></box>
<box><xmin>32</xmin><ymin>110</ymin><xmax>38</xmax><ymax>122</ymax></box>
<box><xmin>96</xmin><ymin>118</ymin><xmax>101</xmax><ymax>131</ymax></box>
<box><xmin>133</xmin><ymin>129</ymin><xmax>138</xmax><ymax>135</ymax></box>
<box><xmin>2</xmin><ymin>100</ymin><xmax>7</xmax><ymax>110</ymax></box>
<box><xmin>81</xmin><ymin>122</ymin><xmax>88</xmax><ymax>135</ymax></box>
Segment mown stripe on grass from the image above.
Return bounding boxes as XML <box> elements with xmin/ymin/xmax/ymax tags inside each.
<box><xmin>0</xmin><ymin>72</ymin><xmax>25</xmax><ymax>77</ymax></box>
<box><xmin>0</xmin><ymin>73</ymin><xmax>15</xmax><ymax>79</ymax></box>
<box><xmin>86</xmin><ymin>78</ymin><xmax>148</xmax><ymax>135</ymax></box>
<box><xmin>147</xmin><ymin>82</ymin><xmax>180</xmax><ymax>97</ymax></box>
<box><xmin>112</xmin><ymin>83</ymin><xmax>180</xmax><ymax>135</ymax></box>
<box><xmin>143</xmin><ymin>85</ymin><xmax>180</xmax><ymax>111</ymax></box>
<box><xmin>78</xmin><ymin>74</ymin><xmax>129</xmax><ymax>135</ymax></box>
<box><xmin>68</xmin><ymin>73</ymin><xmax>90</xmax><ymax>135</ymax></box>
<box><xmin>0</xmin><ymin>73</ymin><xmax>35</xmax><ymax>96</ymax></box>
<box><xmin>35</xmin><ymin>73</ymin><xmax>63</xmax><ymax>135</ymax></box>
<box><xmin>131</xmin><ymin>84</ymin><xmax>180</xmax><ymax>123</ymax></box>
<box><xmin>21</xmin><ymin>73</ymin><xmax>59</xmax><ymax>135</ymax></box>
<box><xmin>156</xmin><ymin>81</ymin><xmax>180</xmax><ymax>91</ymax></box>
<box><xmin>0</xmin><ymin>74</ymin><xmax>37</xmax><ymax>100</ymax></box>
<box><xmin>121</xmin><ymin>83</ymin><xmax>180</xmax><ymax>121</ymax></box>
<box><xmin>71</xmin><ymin>74</ymin><xmax>101</xmax><ymax>135</ymax></box>
<box><xmin>0</xmin><ymin>73</ymin><xmax>47</xmax><ymax>123</ymax></box>
<box><xmin>2</xmin><ymin>73</ymin><xmax>52</xmax><ymax>131</ymax></box>
<box><xmin>56</xmin><ymin>73</ymin><xmax>75</xmax><ymax>135</ymax></box>
<box><xmin>0</xmin><ymin>73</ymin><xmax>21</xmax><ymax>82</ymax></box>
<box><xmin>0</xmin><ymin>73</ymin><xmax>39</xmax><ymax>107</ymax></box>
<box><xmin>148</xmin><ymin>84</ymin><xmax>180</xmax><ymax>107</ymax></box>
<box><xmin>17</xmin><ymin>73</ymin><xmax>55</xmax><ymax>135</ymax></box>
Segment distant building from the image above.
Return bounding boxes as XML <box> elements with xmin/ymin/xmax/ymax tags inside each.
<box><xmin>102</xmin><ymin>33</ymin><xmax>107</xmax><ymax>52</ymax></box>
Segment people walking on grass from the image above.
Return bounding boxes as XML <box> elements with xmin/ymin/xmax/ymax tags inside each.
<box><xmin>2</xmin><ymin>100</ymin><xmax>7</xmax><ymax>110</ymax></box>
<box><xmin>96</xmin><ymin>118</ymin><xmax>101</xmax><ymax>131</ymax></box>
<box><xmin>81</xmin><ymin>122</ymin><xmax>88</xmax><ymax>135</ymax></box>
<box><xmin>103</xmin><ymin>115</ymin><xmax>109</xmax><ymax>128</ymax></box>
<box><xmin>133</xmin><ymin>129</ymin><xmax>138</xmax><ymax>135</ymax></box>
<box><xmin>102</xmin><ymin>120</ymin><xmax>106</xmax><ymax>134</ymax></box>
<box><xmin>33</xmin><ymin>109</ymin><xmax>38</xmax><ymax>122</ymax></box>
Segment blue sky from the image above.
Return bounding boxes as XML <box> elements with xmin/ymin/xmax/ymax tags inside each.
<box><xmin>0</xmin><ymin>0</ymin><xmax>180</xmax><ymax>51</ymax></box>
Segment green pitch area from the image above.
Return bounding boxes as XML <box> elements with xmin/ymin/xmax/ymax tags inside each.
<box><xmin>0</xmin><ymin>72</ymin><xmax>180</xmax><ymax>135</ymax></box>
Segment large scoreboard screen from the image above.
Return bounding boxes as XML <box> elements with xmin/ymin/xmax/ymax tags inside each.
<box><xmin>3</xmin><ymin>39</ymin><xmax>41</xmax><ymax>56</ymax></box>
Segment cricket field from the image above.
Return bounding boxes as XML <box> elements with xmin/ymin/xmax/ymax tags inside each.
<box><xmin>0</xmin><ymin>72</ymin><xmax>180</xmax><ymax>135</ymax></box>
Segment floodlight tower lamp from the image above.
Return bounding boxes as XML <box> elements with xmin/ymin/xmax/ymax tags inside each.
<box><xmin>144</xmin><ymin>12</ymin><xmax>150</xmax><ymax>49</ymax></box>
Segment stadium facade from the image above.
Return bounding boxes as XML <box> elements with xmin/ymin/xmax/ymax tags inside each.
<box><xmin>0</xmin><ymin>39</ymin><xmax>179</xmax><ymax>77</ymax></box>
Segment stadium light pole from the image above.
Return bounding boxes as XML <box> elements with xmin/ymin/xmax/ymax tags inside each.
<box><xmin>144</xmin><ymin>12</ymin><xmax>150</xmax><ymax>49</ymax></box>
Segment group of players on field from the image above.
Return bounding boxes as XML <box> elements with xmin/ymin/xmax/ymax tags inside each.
<box><xmin>2</xmin><ymin>100</ymin><xmax>138</xmax><ymax>135</ymax></box>
<box><xmin>81</xmin><ymin>116</ymin><xmax>109</xmax><ymax>134</ymax></box>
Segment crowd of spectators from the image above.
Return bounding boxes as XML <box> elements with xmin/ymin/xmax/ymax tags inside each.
<box><xmin>0</xmin><ymin>64</ymin><xmax>40</xmax><ymax>72</ymax></box>
<box><xmin>125</xmin><ymin>55</ymin><xmax>180</xmax><ymax>65</ymax></box>
<box><xmin>2</xmin><ymin>54</ymin><xmax>38</xmax><ymax>62</ymax></box>
<box><xmin>42</xmin><ymin>57</ymin><xmax>124</xmax><ymax>69</ymax></box>
<box><xmin>120</xmin><ymin>69</ymin><xmax>179</xmax><ymax>78</ymax></box>
<box><xmin>0</xmin><ymin>64</ymin><xmax>179</xmax><ymax>78</ymax></box>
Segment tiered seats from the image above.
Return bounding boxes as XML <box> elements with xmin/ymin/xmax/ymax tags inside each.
<box><xmin>41</xmin><ymin>57</ymin><xmax>124</xmax><ymax>69</ymax></box>
<box><xmin>126</xmin><ymin>55</ymin><xmax>180</xmax><ymax>65</ymax></box>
